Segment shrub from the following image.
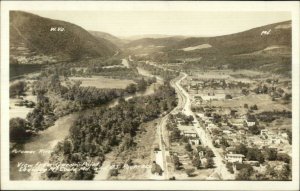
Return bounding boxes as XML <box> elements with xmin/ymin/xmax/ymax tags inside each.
<box><xmin>226</xmin><ymin>162</ymin><xmax>234</xmax><ymax>174</ymax></box>
<box><xmin>109</xmin><ymin>169</ymin><xmax>119</xmax><ymax>177</ymax></box>
<box><xmin>185</xmin><ymin>168</ymin><xmax>195</xmax><ymax>177</ymax></box>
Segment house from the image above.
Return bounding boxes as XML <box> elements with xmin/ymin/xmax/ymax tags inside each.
<box><xmin>230</xmin><ymin>109</ymin><xmax>238</xmax><ymax>117</ymax></box>
<box><xmin>222</xmin><ymin>130</ymin><xmax>232</xmax><ymax>134</ymax></box>
<box><xmin>225</xmin><ymin>146</ymin><xmax>236</xmax><ymax>152</ymax></box>
<box><xmin>261</xmin><ymin>129</ymin><xmax>268</xmax><ymax>136</ymax></box>
<box><xmin>199</xmin><ymin>151</ymin><xmax>205</xmax><ymax>158</ymax></box>
<box><xmin>280</xmin><ymin>132</ymin><xmax>288</xmax><ymax>139</ymax></box>
<box><xmin>244</xmin><ymin>115</ymin><xmax>256</xmax><ymax>127</ymax></box>
<box><xmin>269</xmin><ymin>136</ymin><xmax>282</xmax><ymax>145</ymax></box>
<box><xmin>243</xmin><ymin>161</ymin><xmax>260</xmax><ymax>166</ymax></box>
<box><xmin>261</xmin><ymin>129</ymin><xmax>268</xmax><ymax>139</ymax></box>
<box><xmin>214</xmin><ymin>138</ymin><xmax>221</xmax><ymax>145</ymax></box>
<box><xmin>178</xmin><ymin>125</ymin><xmax>198</xmax><ymax>137</ymax></box>
<box><xmin>183</xmin><ymin>131</ymin><xmax>197</xmax><ymax>138</ymax></box>
<box><xmin>225</xmin><ymin>153</ymin><xmax>245</xmax><ymax>163</ymax></box>
<box><xmin>206</xmin><ymin>123</ymin><xmax>218</xmax><ymax>133</ymax></box>
<box><xmin>238</xmin><ymin>129</ymin><xmax>246</xmax><ymax>135</ymax></box>
<box><xmin>189</xmin><ymin>138</ymin><xmax>201</xmax><ymax>145</ymax></box>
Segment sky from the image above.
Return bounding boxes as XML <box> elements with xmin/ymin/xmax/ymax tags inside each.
<box><xmin>28</xmin><ymin>11</ymin><xmax>291</xmax><ymax>37</ymax></box>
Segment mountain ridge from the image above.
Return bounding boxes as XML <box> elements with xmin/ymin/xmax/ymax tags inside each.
<box><xmin>10</xmin><ymin>11</ymin><xmax>118</xmax><ymax>62</ymax></box>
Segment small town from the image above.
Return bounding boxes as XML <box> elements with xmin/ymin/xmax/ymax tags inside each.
<box><xmin>162</xmin><ymin>69</ymin><xmax>292</xmax><ymax>180</ymax></box>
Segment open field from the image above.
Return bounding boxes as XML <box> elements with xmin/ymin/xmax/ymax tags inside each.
<box><xmin>9</xmin><ymin>99</ymin><xmax>33</xmax><ymax>119</ymax></box>
<box><xmin>210</xmin><ymin>94</ymin><xmax>291</xmax><ymax>112</ymax></box>
<box><xmin>68</xmin><ymin>76</ymin><xmax>135</xmax><ymax>89</ymax></box>
<box><xmin>9</xmin><ymin>90</ymin><xmax>37</xmax><ymax>119</ymax></box>
<box><xmin>264</xmin><ymin>117</ymin><xmax>292</xmax><ymax>131</ymax></box>
<box><xmin>190</xmin><ymin>69</ymin><xmax>265</xmax><ymax>83</ymax></box>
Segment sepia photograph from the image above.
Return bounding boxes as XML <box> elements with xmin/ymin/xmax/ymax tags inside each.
<box><xmin>1</xmin><ymin>1</ymin><xmax>299</xmax><ymax>190</ymax></box>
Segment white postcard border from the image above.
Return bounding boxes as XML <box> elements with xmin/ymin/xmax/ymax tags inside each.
<box><xmin>1</xmin><ymin>1</ymin><xmax>299</xmax><ymax>190</ymax></box>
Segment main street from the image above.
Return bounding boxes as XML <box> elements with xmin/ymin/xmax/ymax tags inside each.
<box><xmin>173</xmin><ymin>72</ymin><xmax>235</xmax><ymax>180</ymax></box>
<box><xmin>132</xmin><ymin>58</ymin><xmax>234</xmax><ymax>180</ymax></box>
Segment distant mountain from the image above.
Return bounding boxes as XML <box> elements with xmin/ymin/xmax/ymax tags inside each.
<box><xmin>122</xmin><ymin>34</ymin><xmax>187</xmax><ymax>41</ymax></box>
<box><xmin>89</xmin><ymin>31</ymin><xmax>128</xmax><ymax>47</ymax></box>
<box><xmin>10</xmin><ymin>11</ymin><xmax>118</xmax><ymax>62</ymax></box>
<box><xmin>170</xmin><ymin>21</ymin><xmax>291</xmax><ymax>55</ymax></box>
<box><xmin>125</xmin><ymin>37</ymin><xmax>186</xmax><ymax>49</ymax></box>
<box><xmin>122</xmin><ymin>36</ymin><xmax>186</xmax><ymax>56</ymax></box>
<box><xmin>148</xmin><ymin>21</ymin><xmax>292</xmax><ymax>76</ymax></box>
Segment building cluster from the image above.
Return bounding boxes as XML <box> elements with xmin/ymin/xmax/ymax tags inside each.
<box><xmin>184</xmin><ymin>76</ymin><xmax>292</xmax><ymax>169</ymax></box>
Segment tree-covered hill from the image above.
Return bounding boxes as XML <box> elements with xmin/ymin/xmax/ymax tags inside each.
<box><xmin>10</xmin><ymin>11</ymin><xmax>118</xmax><ymax>61</ymax></box>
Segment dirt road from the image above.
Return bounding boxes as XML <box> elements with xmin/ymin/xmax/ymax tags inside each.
<box><xmin>173</xmin><ymin>72</ymin><xmax>235</xmax><ymax>180</ymax></box>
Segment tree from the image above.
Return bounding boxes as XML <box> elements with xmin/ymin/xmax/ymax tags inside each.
<box><xmin>282</xmin><ymin>93</ymin><xmax>291</xmax><ymax>101</ymax></box>
<box><xmin>151</xmin><ymin>161</ymin><xmax>163</xmax><ymax>175</ymax></box>
<box><xmin>205</xmin><ymin>149</ymin><xmax>215</xmax><ymax>158</ymax></box>
<box><xmin>246</xmin><ymin>148</ymin><xmax>265</xmax><ymax>163</ymax></box>
<box><xmin>109</xmin><ymin>169</ymin><xmax>119</xmax><ymax>177</ymax></box>
<box><xmin>169</xmin><ymin>176</ymin><xmax>176</xmax><ymax>180</ymax></box>
<box><xmin>226</xmin><ymin>163</ymin><xmax>234</xmax><ymax>174</ymax></box>
<box><xmin>185</xmin><ymin>143</ymin><xmax>193</xmax><ymax>152</ymax></box>
<box><xmin>248</xmin><ymin>125</ymin><xmax>261</xmax><ymax>135</ymax></box>
<box><xmin>125</xmin><ymin>83</ymin><xmax>137</xmax><ymax>94</ymax></box>
<box><xmin>192</xmin><ymin>156</ymin><xmax>202</xmax><ymax>169</ymax></box>
<box><xmin>277</xmin><ymin>153</ymin><xmax>291</xmax><ymax>164</ymax></box>
<box><xmin>265</xmin><ymin>148</ymin><xmax>277</xmax><ymax>161</ymax></box>
<box><xmin>250</xmin><ymin>104</ymin><xmax>258</xmax><ymax>110</ymax></box>
<box><xmin>225</xmin><ymin>94</ymin><xmax>232</xmax><ymax>99</ymax></box>
<box><xmin>173</xmin><ymin>155</ymin><xmax>182</xmax><ymax>170</ymax></box>
<box><xmin>236</xmin><ymin>165</ymin><xmax>254</xmax><ymax>180</ymax></box>
<box><xmin>26</xmin><ymin>107</ymin><xmax>44</xmax><ymax>130</ymax></box>
<box><xmin>170</xmin><ymin>127</ymin><xmax>181</xmax><ymax>141</ymax></box>
<box><xmin>278</xmin><ymin>164</ymin><xmax>291</xmax><ymax>180</ymax></box>
<box><xmin>137</xmin><ymin>78</ymin><xmax>147</xmax><ymax>91</ymax></box>
<box><xmin>63</xmin><ymin>139</ymin><xmax>73</xmax><ymax>154</ymax></box>
<box><xmin>235</xmin><ymin>144</ymin><xmax>248</xmax><ymax>156</ymax></box>
<box><xmin>10</xmin><ymin>81</ymin><xmax>27</xmax><ymax>98</ymax></box>
<box><xmin>185</xmin><ymin>168</ymin><xmax>195</xmax><ymax>177</ymax></box>
<box><xmin>10</xmin><ymin>118</ymin><xmax>30</xmax><ymax>143</ymax></box>
<box><xmin>220</xmin><ymin>137</ymin><xmax>229</xmax><ymax>148</ymax></box>
<box><xmin>74</xmin><ymin>169</ymin><xmax>95</xmax><ymax>180</ymax></box>
<box><xmin>242</xmin><ymin>89</ymin><xmax>249</xmax><ymax>96</ymax></box>
<box><xmin>206</xmin><ymin>157</ymin><xmax>215</xmax><ymax>168</ymax></box>
<box><xmin>287</xmin><ymin>129</ymin><xmax>292</xmax><ymax>145</ymax></box>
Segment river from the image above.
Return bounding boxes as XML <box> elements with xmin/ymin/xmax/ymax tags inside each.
<box><xmin>10</xmin><ymin>59</ymin><xmax>161</xmax><ymax>180</ymax></box>
<box><xmin>10</xmin><ymin>113</ymin><xmax>79</xmax><ymax>180</ymax></box>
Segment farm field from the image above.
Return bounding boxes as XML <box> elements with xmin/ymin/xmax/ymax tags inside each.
<box><xmin>9</xmin><ymin>91</ymin><xmax>37</xmax><ymax>119</ymax></box>
<box><xmin>9</xmin><ymin>99</ymin><xmax>34</xmax><ymax>119</ymax></box>
<box><xmin>210</xmin><ymin>94</ymin><xmax>291</xmax><ymax>112</ymax></box>
<box><xmin>68</xmin><ymin>76</ymin><xmax>135</xmax><ymax>89</ymax></box>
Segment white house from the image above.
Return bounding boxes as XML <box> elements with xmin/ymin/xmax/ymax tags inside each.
<box><xmin>189</xmin><ymin>138</ymin><xmax>201</xmax><ymax>145</ymax></box>
<box><xmin>244</xmin><ymin>115</ymin><xmax>256</xmax><ymax>127</ymax></box>
<box><xmin>225</xmin><ymin>153</ymin><xmax>245</xmax><ymax>163</ymax></box>
<box><xmin>183</xmin><ymin>131</ymin><xmax>197</xmax><ymax>138</ymax></box>
<box><xmin>261</xmin><ymin>129</ymin><xmax>268</xmax><ymax>136</ymax></box>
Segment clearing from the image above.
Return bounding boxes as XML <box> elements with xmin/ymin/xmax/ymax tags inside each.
<box><xmin>68</xmin><ymin>76</ymin><xmax>135</xmax><ymax>89</ymax></box>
